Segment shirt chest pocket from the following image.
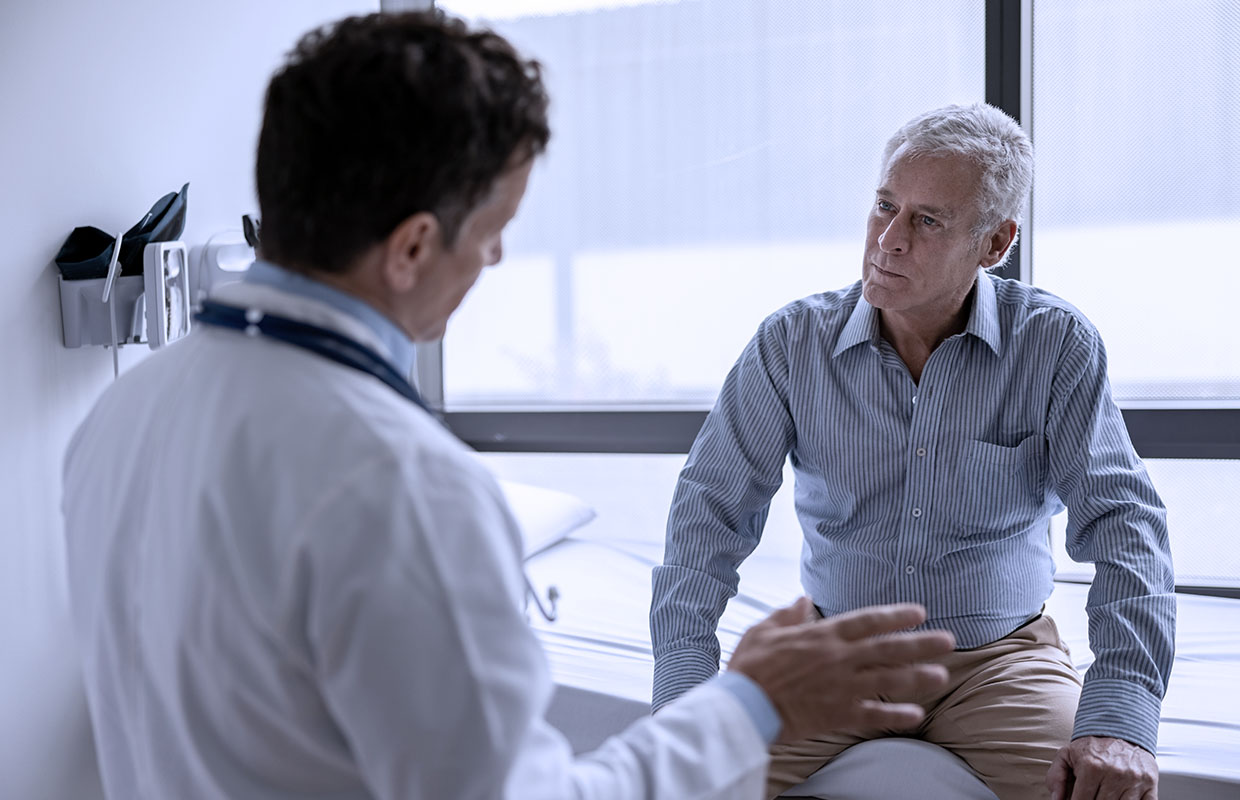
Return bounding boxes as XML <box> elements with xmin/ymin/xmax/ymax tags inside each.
<box><xmin>950</xmin><ymin>435</ymin><xmax>1048</xmax><ymax>536</ymax></box>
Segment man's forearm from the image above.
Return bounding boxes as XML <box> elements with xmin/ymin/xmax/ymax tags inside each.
<box><xmin>650</xmin><ymin>561</ymin><xmax>734</xmax><ymax>711</ymax></box>
<box><xmin>1072</xmin><ymin>582</ymin><xmax>1175</xmax><ymax>754</ymax></box>
<box><xmin>651</xmin><ymin>320</ymin><xmax>794</xmax><ymax>711</ymax></box>
<box><xmin>1048</xmin><ymin>326</ymin><xmax>1176</xmax><ymax>754</ymax></box>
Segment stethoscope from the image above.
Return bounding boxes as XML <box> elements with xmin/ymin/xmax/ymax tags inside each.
<box><xmin>195</xmin><ymin>300</ymin><xmax>560</xmax><ymax>622</ymax></box>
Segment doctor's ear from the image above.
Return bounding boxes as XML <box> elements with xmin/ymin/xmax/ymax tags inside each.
<box><xmin>382</xmin><ymin>212</ymin><xmax>441</xmax><ymax>292</ymax></box>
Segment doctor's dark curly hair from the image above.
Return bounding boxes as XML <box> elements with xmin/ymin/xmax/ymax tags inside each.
<box><xmin>255</xmin><ymin>11</ymin><xmax>550</xmax><ymax>274</ymax></box>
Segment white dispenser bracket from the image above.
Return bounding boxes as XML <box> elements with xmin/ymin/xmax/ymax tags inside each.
<box><xmin>143</xmin><ymin>241</ymin><xmax>190</xmax><ymax>349</ymax></box>
<box><xmin>58</xmin><ymin>239</ymin><xmax>192</xmax><ymax>351</ymax></box>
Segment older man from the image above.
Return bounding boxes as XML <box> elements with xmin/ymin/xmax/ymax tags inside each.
<box><xmin>650</xmin><ymin>104</ymin><xmax>1175</xmax><ymax>800</ymax></box>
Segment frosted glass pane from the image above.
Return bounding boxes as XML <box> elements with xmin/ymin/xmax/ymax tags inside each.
<box><xmin>444</xmin><ymin>256</ymin><xmax>558</xmax><ymax>398</ymax></box>
<box><xmin>1031</xmin><ymin>1</ymin><xmax>1240</xmax><ymax>402</ymax></box>
<box><xmin>440</xmin><ymin>0</ymin><xmax>985</xmax><ymax>405</ymax></box>
<box><xmin>1050</xmin><ymin>460</ymin><xmax>1240</xmax><ymax>588</ymax></box>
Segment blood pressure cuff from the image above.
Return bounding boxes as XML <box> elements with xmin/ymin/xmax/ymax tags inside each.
<box><xmin>54</xmin><ymin>182</ymin><xmax>189</xmax><ymax>281</ymax></box>
<box><xmin>54</xmin><ymin>226</ymin><xmax>118</xmax><ymax>281</ymax></box>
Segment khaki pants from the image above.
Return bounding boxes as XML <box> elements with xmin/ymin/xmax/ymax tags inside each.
<box><xmin>767</xmin><ymin>614</ymin><xmax>1082</xmax><ymax>800</ymax></box>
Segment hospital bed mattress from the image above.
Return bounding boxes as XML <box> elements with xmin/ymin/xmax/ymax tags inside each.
<box><xmin>526</xmin><ymin>538</ymin><xmax>1240</xmax><ymax>799</ymax></box>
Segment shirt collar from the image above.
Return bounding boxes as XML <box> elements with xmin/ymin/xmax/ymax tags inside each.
<box><xmin>832</xmin><ymin>288</ymin><xmax>881</xmax><ymax>358</ymax></box>
<box><xmin>243</xmin><ymin>260</ymin><xmax>417</xmax><ymax>376</ymax></box>
<box><xmin>832</xmin><ymin>269</ymin><xmax>1002</xmax><ymax>358</ymax></box>
<box><xmin>967</xmin><ymin>268</ymin><xmax>1002</xmax><ymax>356</ymax></box>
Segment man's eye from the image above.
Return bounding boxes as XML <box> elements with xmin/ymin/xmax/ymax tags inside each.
<box><xmin>877</xmin><ymin>200</ymin><xmax>895</xmax><ymax>212</ymax></box>
<box><xmin>921</xmin><ymin>215</ymin><xmax>939</xmax><ymax>227</ymax></box>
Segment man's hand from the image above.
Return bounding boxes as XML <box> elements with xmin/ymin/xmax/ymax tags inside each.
<box><xmin>1046</xmin><ymin>736</ymin><xmax>1158</xmax><ymax>800</ymax></box>
<box><xmin>727</xmin><ymin>597</ymin><xmax>954</xmax><ymax>741</ymax></box>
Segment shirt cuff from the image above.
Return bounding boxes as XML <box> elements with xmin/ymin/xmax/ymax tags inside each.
<box><xmin>1072</xmin><ymin>678</ymin><xmax>1163</xmax><ymax>755</ymax></box>
<box><xmin>652</xmin><ymin>647</ymin><xmax>720</xmax><ymax>713</ymax></box>
<box><xmin>713</xmin><ymin>671</ymin><xmax>782</xmax><ymax>745</ymax></box>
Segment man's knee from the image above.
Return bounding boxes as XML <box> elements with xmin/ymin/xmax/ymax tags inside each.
<box><xmin>765</xmin><ymin>735</ymin><xmax>863</xmax><ymax>799</ymax></box>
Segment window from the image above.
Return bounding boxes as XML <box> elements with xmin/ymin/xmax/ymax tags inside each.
<box><xmin>438</xmin><ymin>0</ymin><xmax>986</xmax><ymax>407</ymax></box>
<box><xmin>1030</xmin><ymin>0</ymin><xmax>1240</xmax><ymax>404</ymax></box>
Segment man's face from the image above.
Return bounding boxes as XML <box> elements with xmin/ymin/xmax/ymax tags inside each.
<box><xmin>408</xmin><ymin>159</ymin><xmax>533</xmax><ymax>341</ymax></box>
<box><xmin>861</xmin><ymin>150</ymin><xmax>993</xmax><ymax>324</ymax></box>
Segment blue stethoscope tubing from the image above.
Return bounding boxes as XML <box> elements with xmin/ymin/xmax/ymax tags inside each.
<box><xmin>195</xmin><ymin>300</ymin><xmax>432</xmax><ymax>412</ymax></box>
<box><xmin>194</xmin><ymin>300</ymin><xmax>559</xmax><ymax>622</ymax></box>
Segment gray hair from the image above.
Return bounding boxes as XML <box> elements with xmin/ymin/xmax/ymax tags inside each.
<box><xmin>880</xmin><ymin>103</ymin><xmax>1033</xmax><ymax>251</ymax></box>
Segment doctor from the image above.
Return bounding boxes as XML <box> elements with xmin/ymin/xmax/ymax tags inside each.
<box><xmin>62</xmin><ymin>11</ymin><xmax>953</xmax><ymax>799</ymax></box>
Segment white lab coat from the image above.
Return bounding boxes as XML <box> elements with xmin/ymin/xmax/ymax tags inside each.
<box><xmin>62</xmin><ymin>281</ymin><xmax>769</xmax><ymax>800</ymax></box>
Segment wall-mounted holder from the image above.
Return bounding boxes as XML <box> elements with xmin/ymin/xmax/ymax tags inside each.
<box><xmin>58</xmin><ymin>277</ymin><xmax>144</xmax><ymax>348</ymax></box>
<box><xmin>58</xmin><ymin>233</ymin><xmax>192</xmax><ymax>374</ymax></box>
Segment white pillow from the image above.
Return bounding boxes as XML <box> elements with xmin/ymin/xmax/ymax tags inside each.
<box><xmin>498</xmin><ymin>480</ymin><xmax>597</xmax><ymax>559</ymax></box>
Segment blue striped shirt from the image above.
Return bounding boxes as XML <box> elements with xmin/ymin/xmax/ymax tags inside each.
<box><xmin>650</xmin><ymin>269</ymin><xmax>1175</xmax><ymax>753</ymax></box>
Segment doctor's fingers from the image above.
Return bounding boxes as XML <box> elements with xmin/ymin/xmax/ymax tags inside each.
<box><xmin>738</xmin><ymin>626</ymin><xmax>952</xmax><ymax>690</ymax></box>
<box><xmin>785</xmin><ymin>618</ymin><xmax>955</xmax><ymax>671</ymax></box>
<box><xmin>840</xmin><ymin>629</ymin><xmax>957</xmax><ymax>667</ymax></box>
<box><xmin>842</xmin><ymin>698</ymin><xmax>927</xmax><ymax>732</ymax></box>
<box><xmin>820</xmin><ymin>603</ymin><xmax>929</xmax><ymax>641</ymax></box>
<box><xmin>770</xmin><ymin>661</ymin><xmax>945</xmax><ymax>730</ymax></box>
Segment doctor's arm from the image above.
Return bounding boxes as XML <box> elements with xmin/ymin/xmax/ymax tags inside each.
<box><xmin>650</xmin><ymin>316</ymin><xmax>798</xmax><ymax>712</ymax></box>
<box><xmin>556</xmin><ymin>598</ymin><xmax>953</xmax><ymax>799</ymax></box>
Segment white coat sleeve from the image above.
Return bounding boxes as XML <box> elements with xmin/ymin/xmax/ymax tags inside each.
<box><xmin>508</xmin><ymin>680</ymin><xmax>770</xmax><ymax>800</ymax></box>
<box><xmin>297</xmin><ymin>448</ymin><xmax>770</xmax><ymax>800</ymax></box>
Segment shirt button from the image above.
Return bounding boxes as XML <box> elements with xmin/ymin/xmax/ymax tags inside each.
<box><xmin>912</xmin><ymin>395</ymin><xmax>918</xmax><ymax>405</ymax></box>
<box><xmin>905</xmin><ymin>565</ymin><xmax>915</xmax><ymax>575</ymax></box>
<box><xmin>911</xmin><ymin>507</ymin><xmax>923</xmax><ymax>518</ymax></box>
<box><xmin>916</xmin><ymin>447</ymin><xmax>927</xmax><ymax>457</ymax></box>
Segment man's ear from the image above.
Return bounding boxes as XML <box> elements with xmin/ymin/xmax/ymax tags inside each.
<box><xmin>979</xmin><ymin>220</ymin><xmax>1018</xmax><ymax>268</ymax></box>
<box><xmin>382</xmin><ymin>212</ymin><xmax>441</xmax><ymax>293</ymax></box>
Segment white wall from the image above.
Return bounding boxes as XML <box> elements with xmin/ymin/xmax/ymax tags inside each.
<box><xmin>0</xmin><ymin>1</ymin><xmax>375</xmax><ymax>796</ymax></box>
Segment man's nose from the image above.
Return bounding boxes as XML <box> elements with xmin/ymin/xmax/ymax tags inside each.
<box><xmin>878</xmin><ymin>217</ymin><xmax>909</xmax><ymax>254</ymax></box>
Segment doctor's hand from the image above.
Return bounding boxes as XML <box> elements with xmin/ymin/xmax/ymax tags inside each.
<box><xmin>1046</xmin><ymin>736</ymin><xmax>1158</xmax><ymax>800</ymax></box>
<box><xmin>727</xmin><ymin>597</ymin><xmax>953</xmax><ymax>742</ymax></box>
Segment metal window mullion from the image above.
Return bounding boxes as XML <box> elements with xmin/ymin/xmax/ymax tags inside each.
<box><xmin>1018</xmin><ymin>0</ymin><xmax>1033</xmax><ymax>284</ymax></box>
<box><xmin>985</xmin><ymin>0</ymin><xmax>1030</xmax><ymax>284</ymax></box>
